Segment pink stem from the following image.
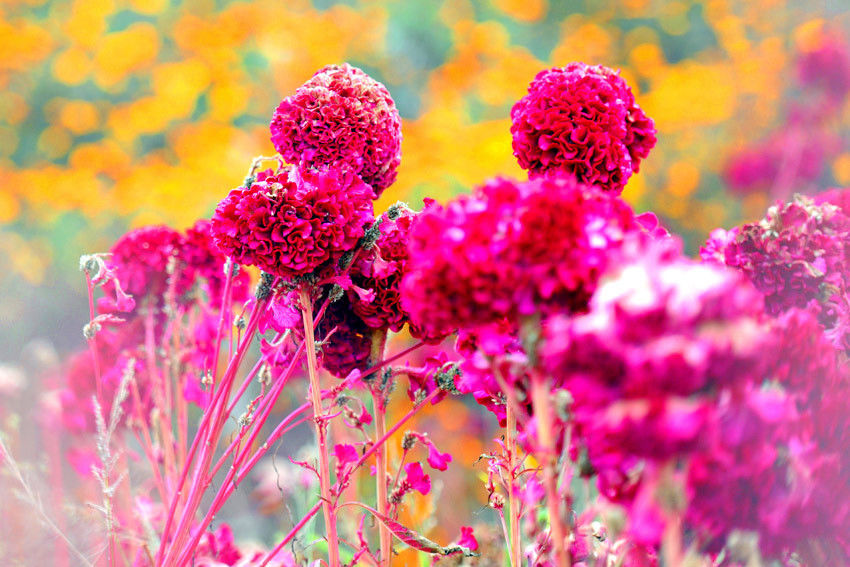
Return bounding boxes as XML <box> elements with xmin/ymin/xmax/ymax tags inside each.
<box><xmin>299</xmin><ymin>287</ymin><xmax>341</xmax><ymax>567</ymax></box>
<box><xmin>530</xmin><ymin>369</ymin><xmax>570</xmax><ymax>567</ymax></box>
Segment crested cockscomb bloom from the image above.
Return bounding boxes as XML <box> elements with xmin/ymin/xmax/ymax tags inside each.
<box><xmin>270</xmin><ymin>63</ymin><xmax>403</xmax><ymax>198</ymax></box>
<box><xmin>701</xmin><ymin>195</ymin><xmax>850</xmax><ymax>351</ymax></box>
<box><xmin>543</xmin><ymin>237</ymin><xmax>773</xmax><ymax>519</ymax></box>
<box><xmin>401</xmin><ymin>175</ymin><xmax>641</xmax><ymax>337</ymax></box>
<box><xmin>182</xmin><ymin>219</ymin><xmax>251</xmax><ymax>307</ymax></box>
<box><xmin>510</xmin><ymin>63</ymin><xmax>656</xmax><ymax>193</ymax></box>
<box><xmin>98</xmin><ymin>225</ymin><xmax>185</xmax><ymax>314</ymax></box>
<box><xmin>348</xmin><ymin>205</ymin><xmax>417</xmax><ymax>331</ymax></box>
<box><xmin>317</xmin><ymin>295</ymin><xmax>374</xmax><ymax>379</ymax></box>
<box><xmin>210</xmin><ymin>165</ymin><xmax>374</xmax><ymax>280</ymax></box>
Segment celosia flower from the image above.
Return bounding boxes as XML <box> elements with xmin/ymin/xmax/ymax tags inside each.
<box><xmin>270</xmin><ymin>63</ymin><xmax>402</xmax><ymax>198</ymax></box>
<box><xmin>348</xmin><ymin>206</ymin><xmax>417</xmax><ymax>331</ymax></box>
<box><xmin>701</xmin><ymin>195</ymin><xmax>850</xmax><ymax>351</ymax></box>
<box><xmin>511</xmin><ymin>63</ymin><xmax>656</xmax><ymax>193</ymax></box>
<box><xmin>182</xmin><ymin>219</ymin><xmax>251</xmax><ymax>307</ymax></box>
<box><xmin>401</xmin><ymin>175</ymin><xmax>641</xmax><ymax>337</ymax></box>
<box><xmin>316</xmin><ymin>295</ymin><xmax>374</xmax><ymax>379</ymax></box>
<box><xmin>210</xmin><ymin>165</ymin><xmax>374</xmax><ymax>280</ymax></box>
<box><xmin>797</xmin><ymin>29</ymin><xmax>850</xmax><ymax>102</ymax></box>
<box><xmin>543</xmin><ymin>236</ymin><xmax>773</xmax><ymax>539</ymax></box>
<box><xmin>98</xmin><ymin>225</ymin><xmax>184</xmax><ymax>315</ymax></box>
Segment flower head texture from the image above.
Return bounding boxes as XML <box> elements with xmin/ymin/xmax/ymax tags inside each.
<box><xmin>701</xmin><ymin>195</ymin><xmax>850</xmax><ymax>351</ymax></box>
<box><xmin>317</xmin><ymin>295</ymin><xmax>374</xmax><ymax>379</ymax></box>
<box><xmin>401</xmin><ymin>175</ymin><xmax>641</xmax><ymax>337</ymax></box>
<box><xmin>511</xmin><ymin>63</ymin><xmax>656</xmax><ymax>193</ymax></box>
<box><xmin>98</xmin><ymin>225</ymin><xmax>185</xmax><ymax>315</ymax></box>
<box><xmin>348</xmin><ymin>206</ymin><xmax>417</xmax><ymax>331</ymax></box>
<box><xmin>210</xmin><ymin>164</ymin><xmax>374</xmax><ymax>279</ymax></box>
<box><xmin>270</xmin><ymin>63</ymin><xmax>402</xmax><ymax>198</ymax></box>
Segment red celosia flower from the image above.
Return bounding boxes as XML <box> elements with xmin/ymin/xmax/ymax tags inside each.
<box><xmin>270</xmin><ymin>63</ymin><xmax>403</xmax><ymax>198</ymax></box>
<box><xmin>401</xmin><ymin>175</ymin><xmax>641</xmax><ymax>337</ymax></box>
<box><xmin>317</xmin><ymin>295</ymin><xmax>374</xmax><ymax>379</ymax></box>
<box><xmin>210</xmin><ymin>165</ymin><xmax>374</xmax><ymax>279</ymax></box>
<box><xmin>511</xmin><ymin>63</ymin><xmax>656</xmax><ymax>193</ymax></box>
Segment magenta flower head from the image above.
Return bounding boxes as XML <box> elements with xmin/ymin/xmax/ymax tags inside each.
<box><xmin>511</xmin><ymin>63</ymin><xmax>656</xmax><ymax>193</ymax></box>
<box><xmin>98</xmin><ymin>225</ymin><xmax>185</xmax><ymax>314</ymax></box>
<box><xmin>348</xmin><ymin>205</ymin><xmax>417</xmax><ymax>332</ymax></box>
<box><xmin>270</xmin><ymin>63</ymin><xmax>403</xmax><ymax>198</ymax></box>
<box><xmin>401</xmin><ymin>174</ymin><xmax>641</xmax><ymax>337</ymax></box>
<box><xmin>701</xmin><ymin>195</ymin><xmax>850</xmax><ymax>351</ymax></box>
<box><xmin>210</xmin><ymin>164</ymin><xmax>374</xmax><ymax>280</ymax></box>
<box><xmin>544</xmin><ymin>236</ymin><xmax>771</xmax><ymax>468</ymax></box>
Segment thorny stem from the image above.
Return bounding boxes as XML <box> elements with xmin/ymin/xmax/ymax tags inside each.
<box><xmin>506</xmin><ymin>403</ymin><xmax>522</xmax><ymax>567</ymax></box>
<box><xmin>299</xmin><ymin>287</ymin><xmax>341</xmax><ymax>567</ymax></box>
<box><xmin>529</xmin><ymin>369</ymin><xmax>570</xmax><ymax>567</ymax></box>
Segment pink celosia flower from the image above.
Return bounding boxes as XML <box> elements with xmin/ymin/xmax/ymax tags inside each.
<box><xmin>210</xmin><ymin>165</ymin><xmax>374</xmax><ymax>280</ymax></box>
<box><xmin>701</xmin><ymin>195</ymin><xmax>850</xmax><ymax>351</ymax></box>
<box><xmin>511</xmin><ymin>63</ymin><xmax>656</xmax><ymax>193</ymax></box>
<box><xmin>270</xmin><ymin>63</ymin><xmax>402</xmax><ymax>198</ymax></box>
<box><xmin>401</xmin><ymin>175</ymin><xmax>641</xmax><ymax>337</ymax></box>
<box><xmin>98</xmin><ymin>225</ymin><xmax>184</xmax><ymax>315</ymax></box>
<box><xmin>348</xmin><ymin>206</ymin><xmax>417</xmax><ymax>331</ymax></box>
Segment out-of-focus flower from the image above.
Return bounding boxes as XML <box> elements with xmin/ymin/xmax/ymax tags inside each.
<box><xmin>210</xmin><ymin>165</ymin><xmax>374</xmax><ymax>280</ymax></box>
<box><xmin>270</xmin><ymin>63</ymin><xmax>402</xmax><ymax>198</ymax></box>
<box><xmin>510</xmin><ymin>63</ymin><xmax>656</xmax><ymax>193</ymax></box>
<box><xmin>701</xmin><ymin>195</ymin><xmax>850</xmax><ymax>351</ymax></box>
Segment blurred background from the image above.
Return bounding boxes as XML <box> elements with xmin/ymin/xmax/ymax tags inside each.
<box><xmin>3</xmin><ymin>0</ymin><xmax>850</xmax><ymax>359</ymax></box>
<box><xmin>3</xmin><ymin>1</ymin><xmax>850</xmax><ymax>559</ymax></box>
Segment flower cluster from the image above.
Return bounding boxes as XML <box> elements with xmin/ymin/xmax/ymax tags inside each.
<box><xmin>543</xmin><ymin>236</ymin><xmax>771</xmax><ymax>501</ymax></box>
<box><xmin>348</xmin><ymin>205</ymin><xmax>417</xmax><ymax>332</ymax></box>
<box><xmin>702</xmin><ymin>195</ymin><xmax>850</xmax><ymax>351</ymax></box>
<box><xmin>401</xmin><ymin>174</ymin><xmax>641</xmax><ymax>338</ymax></box>
<box><xmin>210</xmin><ymin>165</ymin><xmax>374</xmax><ymax>280</ymax></box>
<box><xmin>510</xmin><ymin>63</ymin><xmax>656</xmax><ymax>193</ymax></box>
<box><xmin>270</xmin><ymin>63</ymin><xmax>403</xmax><ymax>198</ymax></box>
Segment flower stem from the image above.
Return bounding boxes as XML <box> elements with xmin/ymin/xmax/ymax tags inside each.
<box><xmin>529</xmin><ymin>370</ymin><xmax>570</xmax><ymax>567</ymax></box>
<box><xmin>506</xmin><ymin>403</ymin><xmax>522</xmax><ymax>567</ymax></box>
<box><xmin>299</xmin><ymin>287</ymin><xmax>341</xmax><ymax>567</ymax></box>
<box><xmin>369</xmin><ymin>330</ymin><xmax>391</xmax><ymax>567</ymax></box>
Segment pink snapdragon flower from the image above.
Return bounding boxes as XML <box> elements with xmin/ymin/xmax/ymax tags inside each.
<box><xmin>270</xmin><ymin>63</ymin><xmax>402</xmax><ymax>197</ymax></box>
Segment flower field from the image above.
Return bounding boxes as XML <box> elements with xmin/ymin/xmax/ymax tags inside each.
<box><xmin>1</xmin><ymin>2</ymin><xmax>850</xmax><ymax>566</ymax></box>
